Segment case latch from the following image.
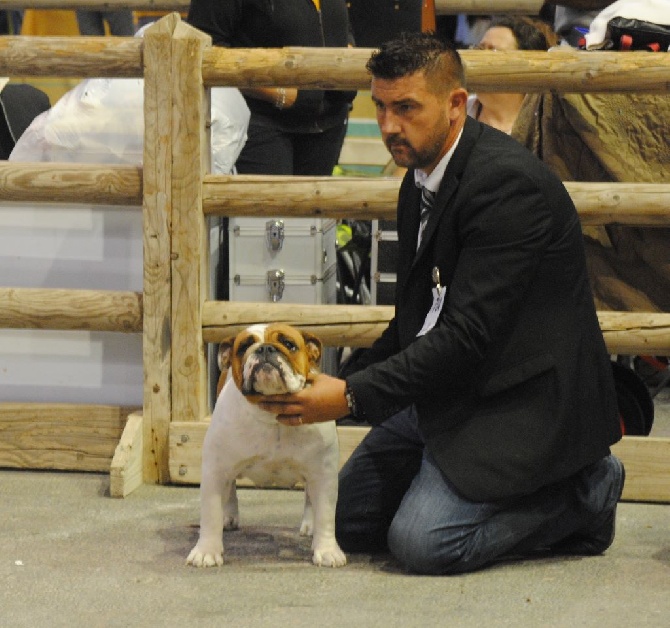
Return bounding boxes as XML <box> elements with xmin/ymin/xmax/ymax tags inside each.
<box><xmin>266</xmin><ymin>269</ymin><xmax>285</xmax><ymax>302</ymax></box>
<box><xmin>265</xmin><ymin>219</ymin><xmax>285</xmax><ymax>252</ymax></box>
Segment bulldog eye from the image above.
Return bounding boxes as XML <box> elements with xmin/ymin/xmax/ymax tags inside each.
<box><xmin>237</xmin><ymin>337</ymin><xmax>255</xmax><ymax>355</ymax></box>
<box><xmin>280</xmin><ymin>337</ymin><xmax>298</xmax><ymax>352</ymax></box>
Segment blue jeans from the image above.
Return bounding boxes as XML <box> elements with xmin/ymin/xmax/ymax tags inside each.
<box><xmin>336</xmin><ymin>407</ymin><xmax>624</xmax><ymax>574</ymax></box>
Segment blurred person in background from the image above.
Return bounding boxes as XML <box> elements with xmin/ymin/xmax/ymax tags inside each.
<box><xmin>76</xmin><ymin>10</ymin><xmax>135</xmax><ymax>36</ymax></box>
<box><xmin>187</xmin><ymin>0</ymin><xmax>356</xmax><ymax>176</ymax></box>
<box><xmin>467</xmin><ymin>16</ymin><xmax>558</xmax><ymax>135</ymax></box>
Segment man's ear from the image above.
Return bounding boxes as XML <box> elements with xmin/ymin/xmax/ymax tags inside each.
<box><xmin>301</xmin><ymin>331</ymin><xmax>322</xmax><ymax>369</ymax></box>
<box><xmin>448</xmin><ymin>87</ymin><xmax>468</xmax><ymax>118</ymax></box>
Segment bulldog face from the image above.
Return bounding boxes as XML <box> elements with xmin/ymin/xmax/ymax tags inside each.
<box><xmin>218</xmin><ymin>324</ymin><xmax>322</xmax><ymax>401</ymax></box>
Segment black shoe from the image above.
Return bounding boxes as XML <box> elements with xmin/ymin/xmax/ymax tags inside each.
<box><xmin>553</xmin><ymin>458</ymin><xmax>625</xmax><ymax>556</ymax></box>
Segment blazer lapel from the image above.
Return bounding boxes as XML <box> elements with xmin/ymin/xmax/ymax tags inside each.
<box><xmin>412</xmin><ymin>174</ymin><xmax>459</xmax><ymax>265</ymax></box>
<box><xmin>412</xmin><ymin>117</ymin><xmax>482</xmax><ymax>268</ymax></box>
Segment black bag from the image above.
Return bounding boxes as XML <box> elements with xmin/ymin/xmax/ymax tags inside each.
<box><xmin>0</xmin><ymin>84</ymin><xmax>50</xmax><ymax>159</ymax></box>
<box><xmin>608</xmin><ymin>17</ymin><xmax>670</xmax><ymax>51</ymax></box>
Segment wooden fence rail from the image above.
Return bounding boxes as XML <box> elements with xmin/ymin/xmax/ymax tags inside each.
<box><xmin>0</xmin><ymin>287</ymin><xmax>142</xmax><ymax>332</ymax></box>
<box><xmin>0</xmin><ymin>36</ymin><xmax>142</xmax><ymax>77</ymax></box>
<box><xmin>202</xmin><ymin>48</ymin><xmax>670</xmax><ymax>94</ymax></box>
<box><xmin>200</xmin><ymin>303</ymin><xmax>670</xmax><ymax>356</ymax></box>
<box><xmin>202</xmin><ymin>176</ymin><xmax>670</xmax><ymax>227</ymax></box>
<box><xmin>0</xmin><ymin>163</ymin><xmax>142</xmax><ymax>204</ymax></box>
<box><xmin>0</xmin><ymin>165</ymin><xmax>667</xmax><ymax>225</ymax></box>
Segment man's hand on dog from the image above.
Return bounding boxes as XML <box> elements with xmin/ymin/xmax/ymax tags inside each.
<box><xmin>258</xmin><ymin>373</ymin><xmax>349</xmax><ymax>426</ymax></box>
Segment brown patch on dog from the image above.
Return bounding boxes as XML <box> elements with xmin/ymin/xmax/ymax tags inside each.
<box><xmin>215</xmin><ymin>324</ymin><xmax>323</xmax><ymax>401</ymax></box>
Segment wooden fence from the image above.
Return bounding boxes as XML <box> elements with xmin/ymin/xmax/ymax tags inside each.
<box><xmin>0</xmin><ymin>13</ymin><xmax>669</xmax><ymax>501</ymax></box>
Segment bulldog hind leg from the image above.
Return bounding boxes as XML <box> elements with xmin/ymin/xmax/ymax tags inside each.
<box><xmin>299</xmin><ymin>488</ymin><xmax>315</xmax><ymax>537</ymax></box>
<box><xmin>222</xmin><ymin>480</ymin><xmax>240</xmax><ymax>530</ymax></box>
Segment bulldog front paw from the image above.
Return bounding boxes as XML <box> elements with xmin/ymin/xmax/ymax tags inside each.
<box><xmin>312</xmin><ymin>544</ymin><xmax>347</xmax><ymax>568</ymax></box>
<box><xmin>186</xmin><ymin>543</ymin><xmax>224</xmax><ymax>568</ymax></box>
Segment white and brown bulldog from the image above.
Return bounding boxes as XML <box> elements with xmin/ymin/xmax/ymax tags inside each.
<box><xmin>186</xmin><ymin>323</ymin><xmax>346</xmax><ymax>568</ymax></box>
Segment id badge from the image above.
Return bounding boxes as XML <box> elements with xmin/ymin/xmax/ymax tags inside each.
<box><xmin>417</xmin><ymin>266</ymin><xmax>446</xmax><ymax>337</ymax></box>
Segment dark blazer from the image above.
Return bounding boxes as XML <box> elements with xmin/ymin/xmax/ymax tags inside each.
<box><xmin>346</xmin><ymin>116</ymin><xmax>621</xmax><ymax>502</ymax></box>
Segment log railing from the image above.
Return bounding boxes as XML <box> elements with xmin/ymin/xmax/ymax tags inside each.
<box><xmin>0</xmin><ymin>13</ymin><xmax>668</xmax><ymax>501</ymax></box>
<box><xmin>201</xmin><ymin>176</ymin><xmax>670</xmax><ymax>226</ymax></box>
<box><xmin>201</xmin><ymin>47</ymin><xmax>670</xmax><ymax>94</ymax></box>
<box><xmin>0</xmin><ymin>36</ymin><xmax>146</xmax><ymax>492</ymax></box>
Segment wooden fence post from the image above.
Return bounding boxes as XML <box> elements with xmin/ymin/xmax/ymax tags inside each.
<box><xmin>142</xmin><ymin>13</ymin><xmax>180</xmax><ymax>484</ymax></box>
<box><xmin>170</xmin><ymin>21</ymin><xmax>212</xmax><ymax>426</ymax></box>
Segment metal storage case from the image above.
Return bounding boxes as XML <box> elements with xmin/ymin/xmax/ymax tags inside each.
<box><xmin>227</xmin><ymin>216</ymin><xmax>338</xmax><ymax>374</ymax></box>
<box><xmin>370</xmin><ymin>219</ymin><xmax>399</xmax><ymax>306</ymax></box>
<box><xmin>228</xmin><ymin>217</ymin><xmax>337</xmax><ymax>304</ymax></box>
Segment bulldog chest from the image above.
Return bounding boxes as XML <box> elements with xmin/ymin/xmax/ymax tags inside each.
<box><xmin>223</xmin><ymin>419</ymin><xmax>337</xmax><ymax>489</ymax></box>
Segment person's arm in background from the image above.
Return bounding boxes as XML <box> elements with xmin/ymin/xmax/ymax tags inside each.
<box><xmin>187</xmin><ymin>0</ymin><xmax>298</xmax><ymax>109</ymax></box>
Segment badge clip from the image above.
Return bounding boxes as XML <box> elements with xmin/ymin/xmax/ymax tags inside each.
<box><xmin>432</xmin><ymin>266</ymin><xmax>442</xmax><ymax>295</ymax></box>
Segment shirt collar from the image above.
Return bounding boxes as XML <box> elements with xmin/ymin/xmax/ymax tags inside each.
<box><xmin>414</xmin><ymin>128</ymin><xmax>463</xmax><ymax>193</ymax></box>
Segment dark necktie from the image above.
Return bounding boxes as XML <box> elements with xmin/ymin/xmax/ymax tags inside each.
<box><xmin>417</xmin><ymin>186</ymin><xmax>435</xmax><ymax>249</ymax></box>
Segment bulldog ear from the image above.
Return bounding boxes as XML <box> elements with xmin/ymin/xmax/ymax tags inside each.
<box><xmin>217</xmin><ymin>336</ymin><xmax>236</xmax><ymax>371</ymax></box>
<box><xmin>216</xmin><ymin>336</ymin><xmax>237</xmax><ymax>398</ymax></box>
<box><xmin>301</xmin><ymin>331</ymin><xmax>322</xmax><ymax>369</ymax></box>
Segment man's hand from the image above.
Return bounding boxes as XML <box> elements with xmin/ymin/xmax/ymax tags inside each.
<box><xmin>258</xmin><ymin>373</ymin><xmax>349</xmax><ymax>427</ymax></box>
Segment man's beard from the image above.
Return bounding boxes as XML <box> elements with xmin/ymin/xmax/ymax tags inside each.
<box><xmin>385</xmin><ymin>128</ymin><xmax>449</xmax><ymax>170</ymax></box>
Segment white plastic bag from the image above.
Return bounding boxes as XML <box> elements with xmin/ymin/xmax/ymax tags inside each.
<box><xmin>10</xmin><ymin>24</ymin><xmax>249</xmax><ymax>173</ymax></box>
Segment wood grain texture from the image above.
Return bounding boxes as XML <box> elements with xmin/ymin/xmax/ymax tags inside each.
<box><xmin>0</xmin><ymin>36</ymin><xmax>142</xmax><ymax>78</ymax></box>
<box><xmin>169</xmin><ymin>20</ymin><xmax>211</xmax><ymax>423</ymax></box>
<box><xmin>201</xmin><ymin>302</ymin><xmax>670</xmax><ymax>355</ymax></box>
<box><xmin>0</xmin><ymin>287</ymin><xmax>142</xmax><ymax>332</ymax></box>
<box><xmin>110</xmin><ymin>412</ymin><xmax>144</xmax><ymax>498</ymax></box>
<box><xmin>0</xmin><ymin>163</ymin><xmax>141</xmax><ymax>205</ymax></box>
<box><xmin>0</xmin><ymin>403</ymin><xmax>137</xmax><ymax>472</ymax></box>
<box><xmin>202</xmin><ymin>48</ymin><xmax>670</xmax><ymax>94</ymax></box>
<box><xmin>202</xmin><ymin>176</ymin><xmax>670</xmax><ymax>226</ymax></box>
<box><xmin>141</xmin><ymin>14</ymin><xmax>179</xmax><ymax>484</ymax></box>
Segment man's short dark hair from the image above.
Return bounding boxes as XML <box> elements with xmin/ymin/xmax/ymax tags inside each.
<box><xmin>366</xmin><ymin>32</ymin><xmax>465</xmax><ymax>90</ymax></box>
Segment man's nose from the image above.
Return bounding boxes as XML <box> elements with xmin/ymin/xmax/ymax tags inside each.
<box><xmin>378</xmin><ymin>112</ymin><xmax>400</xmax><ymax>135</ymax></box>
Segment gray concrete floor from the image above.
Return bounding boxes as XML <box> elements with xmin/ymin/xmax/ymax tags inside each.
<box><xmin>2</xmin><ymin>388</ymin><xmax>669</xmax><ymax>627</ymax></box>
